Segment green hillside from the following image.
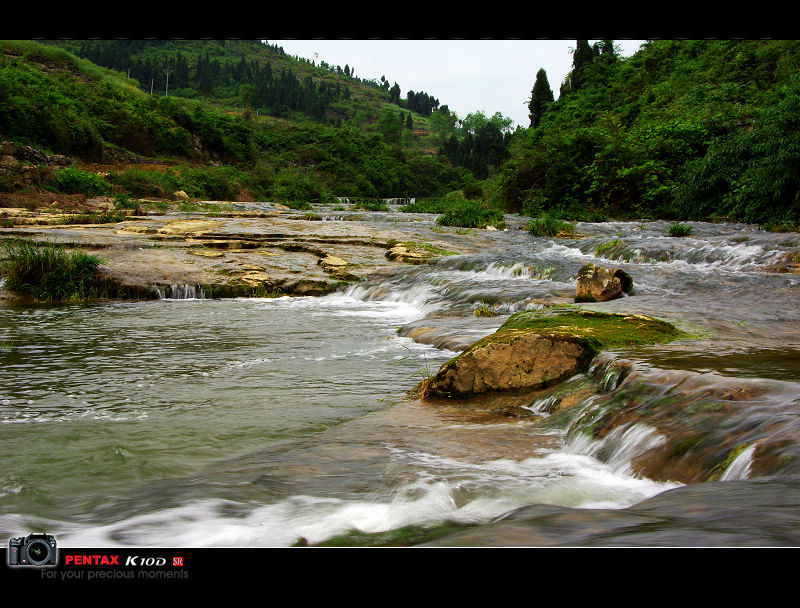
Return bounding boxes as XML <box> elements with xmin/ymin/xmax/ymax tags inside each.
<box><xmin>0</xmin><ymin>39</ymin><xmax>476</xmax><ymax>204</ymax></box>
<box><xmin>3</xmin><ymin>39</ymin><xmax>800</xmax><ymax>230</ymax></box>
<box><xmin>489</xmin><ymin>39</ymin><xmax>800</xmax><ymax>228</ymax></box>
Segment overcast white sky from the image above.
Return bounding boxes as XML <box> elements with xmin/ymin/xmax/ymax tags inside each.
<box><xmin>270</xmin><ymin>39</ymin><xmax>647</xmax><ymax>129</ymax></box>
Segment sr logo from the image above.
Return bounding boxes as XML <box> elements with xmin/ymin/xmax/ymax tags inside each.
<box><xmin>125</xmin><ymin>555</ymin><xmax>167</xmax><ymax>566</ymax></box>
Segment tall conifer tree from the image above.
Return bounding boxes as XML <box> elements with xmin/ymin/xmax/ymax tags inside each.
<box><xmin>570</xmin><ymin>39</ymin><xmax>595</xmax><ymax>91</ymax></box>
<box><xmin>528</xmin><ymin>68</ymin><xmax>554</xmax><ymax>128</ymax></box>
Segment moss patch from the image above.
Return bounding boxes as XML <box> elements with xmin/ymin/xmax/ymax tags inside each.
<box><xmin>497</xmin><ymin>309</ymin><xmax>686</xmax><ymax>350</ymax></box>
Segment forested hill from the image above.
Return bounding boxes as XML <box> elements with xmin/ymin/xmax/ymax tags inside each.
<box><xmin>0</xmin><ymin>39</ymin><xmax>484</xmax><ymax>202</ymax></box>
<box><xmin>46</xmin><ymin>39</ymin><xmax>445</xmax><ymax>126</ymax></box>
<box><xmin>491</xmin><ymin>39</ymin><xmax>800</xmax><ymax>228</ymax></box>
<box><xmin>3</xmin><ymin>39</ymin><xmax>800</xmax><ymax>228</ymax></box>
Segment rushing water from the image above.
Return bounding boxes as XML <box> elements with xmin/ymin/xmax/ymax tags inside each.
<box><xmin>2</xmin><ymin>216</ymin><xmax>800</xmax><ymax>547</ymax></box>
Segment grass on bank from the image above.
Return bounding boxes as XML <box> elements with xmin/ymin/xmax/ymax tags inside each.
<box><xmin>399</xmin><ymin>191</ymin><xmax>507</xmax><ymax>229</ymax></box>
<box><xmin>51</xmin><ymin>210</ymin><xmax>128</xmax><ymax>225</ymax></box>
<box><xmin>526</xmin><ymin>215</ymin><xmax>576</xmax><ymax>237</ymax></box>
<box><xmin>666</xmin><ymin>222</ymin><xmax>694</xmax><ymax>237</ymax></box>
<box><xmin>1</xmin><ymin>240</ymin><xmax>103</xmax><ymax>301</ymax></box>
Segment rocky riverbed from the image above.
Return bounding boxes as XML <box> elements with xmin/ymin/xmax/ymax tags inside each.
<box><xmin>0</xmin><ymin>198</ymin><xmax>524</xmax><ymax>301</ymax></box>
<box><xmin>4</xmin><ymin>197</ymin><xmax>800</xmax><ymax>547</ymax></box>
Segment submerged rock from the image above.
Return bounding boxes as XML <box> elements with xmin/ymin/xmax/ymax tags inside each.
<box><xmin>575</xmin><ymin>263</ymin><xmax>633</xmax><ymax>302</ymax></box>
<box><xmin>386</xmin><ymin>244</ymin><xmax>429</xmax><ymax>264</ymax></box>
<box><xmin>421</xmin><ymin>309</ymin><xmax>684</xmax><ymax>399</ymax></box>
<box><xmin>318</xmin><ymin>255</ymin><xmax>348</xmax><ymax>271</ymax></box>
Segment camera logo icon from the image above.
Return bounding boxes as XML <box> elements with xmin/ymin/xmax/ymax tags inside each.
<box><xmin>8</xmin><ymin>533</ymin><xmax>58</xmax><ymax>567</ymax></box>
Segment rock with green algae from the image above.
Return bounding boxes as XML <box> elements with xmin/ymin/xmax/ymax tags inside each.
<box><xmin>420</xmin><ymin>309</ymin><xmax>685</xmax><ymax>399</ymax></box>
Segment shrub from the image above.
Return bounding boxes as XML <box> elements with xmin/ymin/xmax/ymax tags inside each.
<box><xmin>526</xmin><ymin>215</ymin><xmax>576</xmax><ymax>237</ymax></box>
<box><xmin>270</xmin><ymin>169</ymin><xmax>336</xmax><ymax>206</ymax></box>
<box><xmin>50</xmin><ymin>167</ymin><xmax>110</xmax><ymax>197</ymax></box>
<box><xmin>436</xmin><ymin>200</ymin><xmax>506</xmax><ymax>229</ymax></box>
<box><xmin>178</xmin><ymin>166</ymin><xmax>244</xmax><ymax>201</ymax></box>
<box><xmin>548</xmin><ymin>206</ymin><xmax>609</xmax><ymax>223</ymax></box>
<box><xmin>354</xmin><ymin>199</ymin><xmax>390</xmax><ymax>211</ymax></box>
<box><xmin>666</xmin><ymin>222</ymin><xmax>693</xmax><ymax>237</ymax></box>
<box><xmin>400</xmin><ymin>198</ymin><xmax>453</xmax><ymax>213</ymax></box>
<box><xmin>1</xmin><ymin>240</ymin><xmax>103</xmax><ymax>301</ymax></box>
<box><xmin>113</xmin><ymin>193</ymin><xmax>139</xmax><ymax>209</ymax></box>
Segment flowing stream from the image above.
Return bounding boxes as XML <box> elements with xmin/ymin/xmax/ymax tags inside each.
<box><xmin>2</xmin><ymin>214</ymin><xmax>800</xmax><ymax>546</ymax></box>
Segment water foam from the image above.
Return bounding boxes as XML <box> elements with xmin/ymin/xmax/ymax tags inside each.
<box><xmin>47</xmin><ymin>433</ymin><xmax>683</xmax><ymax>548</ymax></box>
<box><xmin>342</xmin><ymin>283</ymin><xmax>445</xmax><ymax>319</ymax></box>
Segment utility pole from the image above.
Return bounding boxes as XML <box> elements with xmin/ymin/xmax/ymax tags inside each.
<box><xmin>164</xmin><ymin>67</ymin><xmax>172</xmax><ymax>97</ymax></box>
<box><xmin>150</xmin><ymin>78</ymin><xmax>154</xmax><ymax>95</ymax></box>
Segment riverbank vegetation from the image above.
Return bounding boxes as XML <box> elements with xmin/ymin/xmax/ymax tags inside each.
<box><xmin>490</xmin><ymin>40</ymin><xmax>800</xmax><ymax>229</ymax></box>
<box><xmin>2</xmin><ymin>39</ymin><xmax>800</xmax><ymax>232</ymax></box>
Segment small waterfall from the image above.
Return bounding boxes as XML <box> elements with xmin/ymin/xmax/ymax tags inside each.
<box><xmin>344</xmin><ymin>282</ymin><xmax>444</xmax><ymax>318</ymax></box>
<box><xmin>567</xmin><ymin>423</ymin><xmax>668</xmax><ymax>477</ymax></box>
<box><xmin>522</xmin><ymin>395</ymin><xmax>561</xmax><ymax>417</ymax></box>
<box><xmin>154</xmin><ymin>284</ymin><xmax>206</xmax><ymax>300</ymax></box>
<box><xmin>589</xmin><ymin>356</ymin><xmax>632</xmax><ymax>393</ymax></box>
<box><xmin>479</xmin><ymin>262</ymin><xmax>554</xmax><ymax>281</ymax></box>
<box><xmin>720</xmin><ymin>444</ymin><xmax>756</xmax><ymax>481</ymax></box>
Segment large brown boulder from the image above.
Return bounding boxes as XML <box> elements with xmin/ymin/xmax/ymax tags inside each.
<box><xmin>423</xmin><ymin>330</ymin><xmax>595</xmax><ymax>398</ymax></box>
<box><xmin>575</xmin><ymin>263</ymin><xmax>633</xmax><ymax>303</ymax></box>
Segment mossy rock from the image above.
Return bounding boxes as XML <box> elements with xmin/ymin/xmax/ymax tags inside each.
<box><xmin>421</xmin><ymin>309</ymin><xmax>686</xmax><ymax>399</ymax></box>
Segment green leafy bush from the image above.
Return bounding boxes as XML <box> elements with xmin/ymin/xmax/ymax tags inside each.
<box><xmin>270</xmin><ymin>169</ymin><xmax>336</xmax><ymax>206</ymax></box>
<box><xmin>526</xmin><ymin>215</ymin><xmax>576</xmax><ymax>237</ymax></box>
<box><xmin>354</xmin><ymin>199</ymin><xmax>390</xmax><ymax>211</ymax></box>
<box><xmin>400</xmin><ymin>198</ymin><xmax>454</xmax><ymax>213</ymax></box>
<box><xmin>436</xmin><ymin>200</ymin><xmax>507</xmax><ymax>229</ymax></box>
<box><xmin>666</xmin><ymin>222</ymin><xmax>693</xmax><ymax>237</ymax></box>
<box><xmin>177</xmin><ymin>166</ymin><xmax>245</xmax><ymax>201</ymax></box>
<box><xmin>50</xmin><ymin>167</ymin><xmax>110</xmax><ymax>197</ymax></box>
<box><xmin>107</xmin><ymin>169</ymin><xmax>181</xmax><ymax>199</ymax></box>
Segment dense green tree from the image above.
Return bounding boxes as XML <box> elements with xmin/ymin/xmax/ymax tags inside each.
<box><xmin>569</xmin><ymin>39</ymin><xmax>596</xmax><ymax>92</ymax></box>
<box><xmin>528</xmin><ymin>68</ymin><xmax>555</xmax><ymax>127</ymax></box>
<box><xmin>377</xmin><ymin>107</ymin><xmax>402</xmax><ymax>144</ymax></box>
<box><xmin>389</xmin><ymin>82</ymin><xmax>401</xmax><ymax>104</ymax></box>
<box><xmin>600</xmin><ymin>40</ymin><xmax>617</xmax><ymax>61</ymax></box>
<box><xmin>429</xmin><ymin>107</ymin><xmax>459</xmax><ymax>145</ymax></box>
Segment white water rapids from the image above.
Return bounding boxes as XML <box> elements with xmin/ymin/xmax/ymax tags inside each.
<box><xmin>2</xmin><ymin>218</ymin><xmax>800</xmax><ymax>546</ymax></box>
